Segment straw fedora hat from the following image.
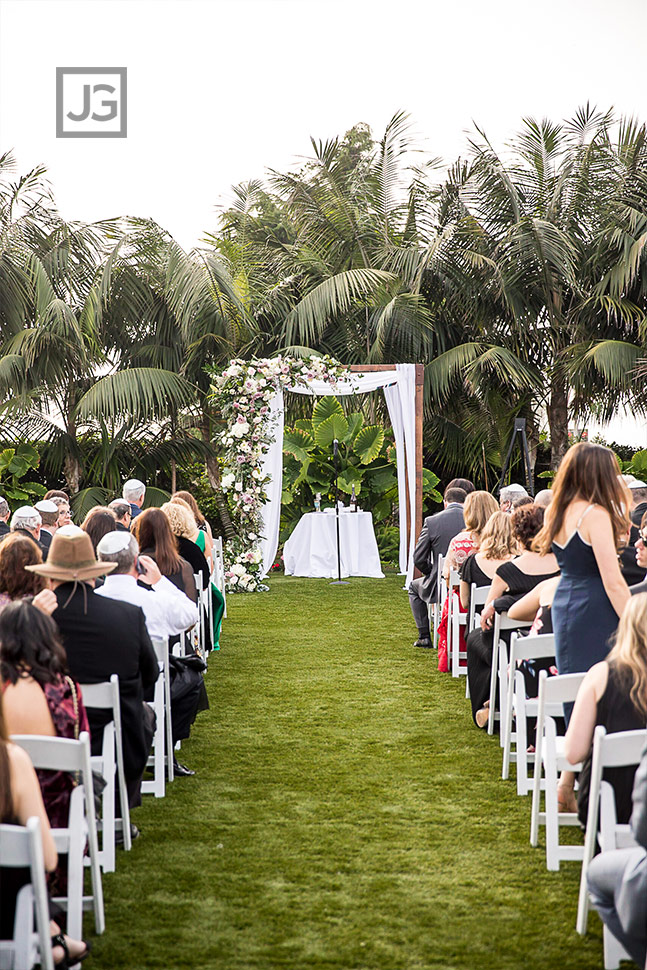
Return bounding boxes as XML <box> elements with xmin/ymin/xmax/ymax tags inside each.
<box><xmin>25</xmin><ymin>526</ymin><xmax>117</xmax><ymax>582</ymax></box>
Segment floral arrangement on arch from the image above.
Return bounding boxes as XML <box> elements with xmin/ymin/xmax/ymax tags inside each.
<box><xmin>210</xmin><ymin>355</ymin><xmax>348</xmax><ymax>592</ymax></box>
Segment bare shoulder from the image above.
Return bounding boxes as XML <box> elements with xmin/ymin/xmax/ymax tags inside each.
<box><xmin>7</xmin><ymin>742</ymin><xmax>34</xmax><ymax>771</ymax></box>
<box><xmin>585</xmin><ymin>660</ymin><xmax>610</xmax><ymax>697</ymax></box>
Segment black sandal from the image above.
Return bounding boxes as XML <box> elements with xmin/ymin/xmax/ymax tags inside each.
<box><xmin>51</xmin><ymin>933</ymin><xmax>69</xmax><ymax>968</ymax></box>
<box><xmin>51</xmin><ymin>934</ymin><xmax>92</xmax><ymax>967</ymax></box>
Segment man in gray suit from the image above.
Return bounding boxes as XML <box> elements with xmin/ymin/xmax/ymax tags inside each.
<box><xmin>588</xmin><ymin>739</ymin><xmax>647</xmax><ymax>968</ymax></box>
<box><xmin>408</xmin><ymin>484</ymin><xmax>468</xmax><ymax>648</ymax></box>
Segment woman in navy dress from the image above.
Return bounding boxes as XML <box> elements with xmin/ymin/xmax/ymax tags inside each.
<box><xmin>537</xmin><ymin>442</ymin><xmax>632</xmax><ymax>809</ymax></box>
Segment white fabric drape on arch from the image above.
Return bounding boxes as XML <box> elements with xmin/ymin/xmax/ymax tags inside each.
<box><xmin>259</xmin><ymin>364</ymin><xmax>418</xmax><ymax>584</ymax></box>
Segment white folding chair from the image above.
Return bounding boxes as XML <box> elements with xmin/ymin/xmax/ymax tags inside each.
<box><xmin>431</xmin><ymin>555</ymin><xmax>446</xmax><ymax>650</ymax></box>
<box><xmin>79</xmin><ymin>675</ymin><xmax>132</xmax><ymax>870</ymax></box>
<box><xmin>502</xmin><ymin>632</ymin><xmax>556</xmax><ymax>793</ymax></box>
<box><xmin>576</xmin><ymin>725</ymin><xmax>646</xmax><ymax>966</ymax></box>
<box><xmin>487</xmin><ymin>612</ymin><xmax>532</xmax><ymax>735</ymax></box>
<box><xmin>141</xmin><ymin>636</ymin><xmax>174</xmax><ymax>795</ymax></box>
<box><xmin>447</xmin><ymin>569</ymin><xmax>468</xmax><ymax>677</ymax></box>
<box><xmin>529</xmin><ymin>670</ymin><xmax>586</xmax><ymax>870</ymax></box>
<box><xmin>213</xmin><ymin>536</ymin><xmax>226</xmax><ymax>618</ymax></box>
<box><xmin>0</xmin><ymin>817</ymin><xmax>54</xmax><ymax>970</ymax></box>
<box><xmin>467</xmin><ymin>583</ymin><xmax>490</xmax><ymax>635</ymax></box>
<box><xmin>11</xmin><ymin>733</ymin><xmax>105</xmax><ymax>941</ymax></box>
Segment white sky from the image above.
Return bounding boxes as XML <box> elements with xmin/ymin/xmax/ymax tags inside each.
<box><xmin>1</xmin><ymin>0</ymin><xmax>647</xmax><ymax>444</ymax></box>
<box><xmin>1</xmin><ymin>0</ymin><xmax>646</xmax><ymax>252</ymax></box>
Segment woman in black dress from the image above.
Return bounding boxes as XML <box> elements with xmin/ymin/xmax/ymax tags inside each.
<box><xmin>466</xmin><ymin>505</ymin><xmax>560</xmax><ymax>727</ymax></box>
<box><xmin>565</xmin><ymin>592</ymin><xmax>647</xmax><ymax>826</ymax></box>
<box><xmin>459</xmin><ymin>511</ymin><xmax>517</xmax><ymax>610</ymax></box>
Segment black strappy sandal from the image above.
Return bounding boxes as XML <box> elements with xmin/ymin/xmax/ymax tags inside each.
<box><xmin>51</xmin><ymin>933</ymin><xmax>92</xmax><ymax>967</ymax></box>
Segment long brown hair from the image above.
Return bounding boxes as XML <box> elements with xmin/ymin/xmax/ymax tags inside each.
<box><xmin>606</xmin><ymin>593</ymin><xmax>647</xmax><ymax>719</ymax></box>
<box><xmin>172</xmin><ymin>491</ymin><xmax>205</xmax><ymax>526</ymax></box>
<box><xmin>537</xmin><ymin>442</ymin><xmax>631</xmax><ymax>554</ymax></box>
<box><xmin>81</xmin><ymin>507</ymin><xmax>117</xmax><ymax>553</ymax></box>
<box><xmin>132</xmin><ymin>507</ymin><xmax>181</xmax><ymax>575</ymax></box>
<box><xmin>0</xmin><ymin>694</ymin><xmax>12</xmax><ymax>822</ymax></box>
<box><xmin>0</xmin><ymin>534</ymin><xmax>44</xmax><ymax>598</ymax></box>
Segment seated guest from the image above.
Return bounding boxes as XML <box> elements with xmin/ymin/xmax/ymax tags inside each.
<box><xmin>466</xmin><ymin>504</ymin><xmax>560</xmax><ymax>727</ymax></box>
<box><xmin>0</xmin><ymin>534</ymin><xmax>44</xmax><ymax>610</ymax></box>
<box><xmin>408</xmin><ymin>485</ymin><xmax>467</xmax><ymax>649</ymax></box>
<box><xmin>162</xmin><ymin>501</ymin><xmax>223</xmax><ymax>651</ymax></box>
<box><xmin>34</xmin><ymin>500</ymin><xmax>60</xmax><ymax>559</ymax></box>
<box><xmin>0</xmin><ymin>693</ymin><xmax>89</xmax><ymax>966</ymax></box>
<box><xmin>123</xmin><ymin>478</ymin><xmax>146</xmax><ymax>520</ymax></box>
<box><xmin>95</xmin><ymin>531</ymin><xmax>199</xmax><ymax>639</ymax></box>
<box><xmin>132</xmin><ymin>507</ymin><xmax>197</xmax><ymax>602</ymax></box>
<box><xmin>109</xmin><ymin>499</ymin><xmax>132</xmax><ymax>532</ymax></box>
<box><xmin>459</xmin><ymin>511</ymin><xmax>518</xmax><ymax>609</ymax></box>
<box><xmin>95</xmin><ymin>531</ymin><xmax>203</xmax><ymax>775</ymax></box>
<box><xmin>588</xmin><ymin>739</ymin><xmax>647</xmax><ymax>969</ymax></box>
<box><xmin>508</xmin><ymin>575</ymin><xmax>561</xmax><ymax>695</ymax></box>
<box><xmin>621</xmin><ymin>480</ymin><xmax>647</xmax><ymax>587</ymax></box>
<box><xmin>172</xmin><ymin>490</ymin><xmax>214</xmax><ymax>543</ymax></box>
<box><xmin>437</xmin><ymin>490</ymin><xmax>499</xmax><ymax>672</ymax></box>
<box><xmin>534</xmin><ymin>489</ymin><xmax>553</xmax><ymax>509</ymax></box>
<box><xmin>81</xmin><ymin>505</ymin><xmax>117</xmax><ymax>553</ymax></box>
<box><xmin>511</xmin><ymin>494</ymin><xmax>534</xmax><ymax>510</ymax></box>
<box><xmin>499</xmin><ymin>483</ymin><xmax>528</xmax><ymax>513</ymax></box>
<box><xmin>171</xmin><ymin>495</ymin><xmax>213</xmax><ymax>569</ymax></box>
<box><xmin>10</xmin><ymin>505</ymin><xmax>47</xmax><ymax>556</ymax></box>
<box><xmin>0</xmin><ymin>495</ymin><xmax>10</xmax><ymax>540</ymax></box>
<box><xmin>565</xmin><ymin>593</ymin><xmax>647</xmax><ymax>827</ymax></box>
<box><xmin>0</xmin><ymin>601</ymin><xmax>90</xmax><ymax>898</ymax></box>
<box><xmin>47</xmin><ymin>495</ymin><xmax>72</xmax><ymax>530</ymax></box>
<box><xmin>631</xmin><ymin>512</ymin><xmax>647</xmax><ymax>596</ymax></box>
<box><xmin>25</xmin><ymin>527</ymin><xmax>159</xmax><ymax>810</ymax></box>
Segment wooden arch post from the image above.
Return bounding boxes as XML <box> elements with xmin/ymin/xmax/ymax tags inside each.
<box><xmin>349</xmin><ymin>364</ymin><xmax>424</xmax><ymax>567</ymax></box>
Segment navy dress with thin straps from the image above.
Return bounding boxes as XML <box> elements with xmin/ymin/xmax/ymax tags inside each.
<box><xmin>551</xmin><ymin>505</ymin><xmax>619</xmax><ymax>678</ymax></box>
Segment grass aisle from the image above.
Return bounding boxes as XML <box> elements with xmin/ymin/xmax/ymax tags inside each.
<box><xmin>94</xmin><ymin>575</ymin><xmax>603</xmax><ymax>969</ymax></box>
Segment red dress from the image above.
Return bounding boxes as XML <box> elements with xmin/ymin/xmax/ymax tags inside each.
<box><xmin>437</xmin><ymin>534</ymin><xmax>475</xmax><ymax>672</ymax></box>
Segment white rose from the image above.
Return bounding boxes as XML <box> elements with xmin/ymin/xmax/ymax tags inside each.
<box><xmin>221</xmin><ymin>473</ymin><xmax>235</xmax><ymax>489</ymax></box>
<box><xmin>230</xmin><ymin>422</ymin><xmax>249</xmax><ymax>438</ymax></box>
<box><xmin>231</xmin><ymin>563</ymin><xmax>246</xmax><ymax>577</ymax></box>
<box><xmin>235</xmin><ymin>481</ymin><xmax>243</xmax><ymax>491</ymax></box>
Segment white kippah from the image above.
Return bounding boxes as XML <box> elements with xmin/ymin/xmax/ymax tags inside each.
<box><xmin>57</xmin><ymin>524</ymin><xmax>85</xmax><ymax>537</ymax></box>
<box><xmin>34</xmin><ymin>500</ymin><xmax>58</xmax><ymax>513</ymax></box>
<box><xmin>97</xmin><ymin>530</ymin><xmax>134</xmax><ymax>555</ymax></box>
<box><xmin>15</xmin><ymin>505</ymin><xmax>38</xmax><ymax>517</ymax></box>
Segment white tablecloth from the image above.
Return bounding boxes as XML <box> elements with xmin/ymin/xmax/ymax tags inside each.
<box><xmin>283</xmin><ymin>510</ymin><xmax>384</xmax><ymax>579</ymax></box>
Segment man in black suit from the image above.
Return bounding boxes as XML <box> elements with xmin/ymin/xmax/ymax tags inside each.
<box><xmin>34</xmin><ymin>499</ymin><xmax>59</xmax><ymax>559</ymax></box>
<box><xmin>26</xmin><ymin>526</ymin><xmax>159</xmax><ymax>810</ymax></box>
<box><xmin>109</xmin><ymin>499</ymin><xmax>132</xmax><ymax>532</ymax></box>
<box><xmin>408</xmin><ymin>485</ymin><xmax>468</xmax><ymax>648</ymax></box>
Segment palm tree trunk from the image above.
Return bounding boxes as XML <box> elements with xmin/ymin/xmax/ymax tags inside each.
<box><xmin>547</xmin><ymin>376</ymin><xmax>569</xmax><ymax>470</ymax></box>
<box><xmin>63</xmin><ymin>453</ymin><xmax>80</xmax><ymax>495</ymax></box>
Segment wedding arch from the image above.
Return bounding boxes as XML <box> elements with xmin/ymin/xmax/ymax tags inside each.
<box><xmin>211</xmin><ymin>356</ymin><xmax>424</xmax><ymax>592</ymax></box>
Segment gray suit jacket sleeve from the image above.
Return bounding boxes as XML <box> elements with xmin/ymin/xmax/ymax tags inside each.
<box><xmin>413</xmin><ymin>521</ymin><xmax>432</xmax><ymax>575</ymax></box>
<box><xmin>631</xmin><ymin>740</ymin><xmax>647</xmax><ymax>849</ymax></box>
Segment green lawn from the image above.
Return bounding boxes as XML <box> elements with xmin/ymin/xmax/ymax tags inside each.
<box><xmin>91</xmin><ymin>575</ymin><xmax>606</xmax><ymax>969</ymax></box>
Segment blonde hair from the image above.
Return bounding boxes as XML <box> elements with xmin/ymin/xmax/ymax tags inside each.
<box><xmin>478</xmin><ymin>512</ymin><xmax>517</xmax><ymax>561</ymax></box>
<box><xmin>463</xmin><ymin>491</ymin><xmax>499</xmax><ymax>538</ymax></box>
<box><xmin>161</xmin><ymin>501</ymin><xmax>195</xmax><ymax>539</ymax></box>
<box><xmin>606</xmin><ymin>593</ymin><xmax>647</xmax><ymax>719</ymax></box>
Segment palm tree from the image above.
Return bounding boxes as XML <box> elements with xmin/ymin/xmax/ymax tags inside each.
<box><xmin>426</xmin><ymin>107</ymin><xmax>647</xmax><ymax>469</ymax></box>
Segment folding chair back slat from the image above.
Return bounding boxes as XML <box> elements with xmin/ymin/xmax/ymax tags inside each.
<box><xmin>10</xmin><ymin>732</ymin><xmax>105</xmax><ymax>938</ymax></box>
<box><xmin>0</xmin><ymin>817</ymin><xmax>53</xmax><ymax>970</ymax></box>
<box><xmin>79</xmin><ymin>674</ymin><xmax>132</xmax><ymax>866</ymax></box>
<box><xmin>487</xmin><ymin>612</ymin><xmax>532</xmax><ymax>734</ymax></box>
<box><xmin>502</xmin><ymin>632</ymin><xmax>555</xmax><ymax>783</ymax></box>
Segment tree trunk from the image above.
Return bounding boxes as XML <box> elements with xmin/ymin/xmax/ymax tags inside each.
<box><xmin>200</xmin><ymin>411</ymin><xmax>235</xmax><ymax>540</ymax></box>
<box><xmin>63</xmin><ymin>453</ymin><xmax>81</xmax><ymax>495</ymax></box>
<box><xmin>170</xmin><ymin>459</ymin><xmax>177</xmax><ymax>494</ymax></box>
<box><xmin>547</xmin><ymin>377</ymin><xmax>569</xmax><ymax>470</ymax></box>
<box><xmin>205</xmin><ymin>455</ymin><xmax>235</xmax><ymax>540</ymax></box>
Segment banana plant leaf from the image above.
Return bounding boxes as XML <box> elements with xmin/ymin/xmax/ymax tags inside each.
<box><xmin>314</xmin><ymin>412</ymin><xmax>349</xmax><ymax>448</ymax></box>
<box><xmin>353</xmin><ymin>425</ymin><xmax>385</xmax><ymax>463</ymax></box>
